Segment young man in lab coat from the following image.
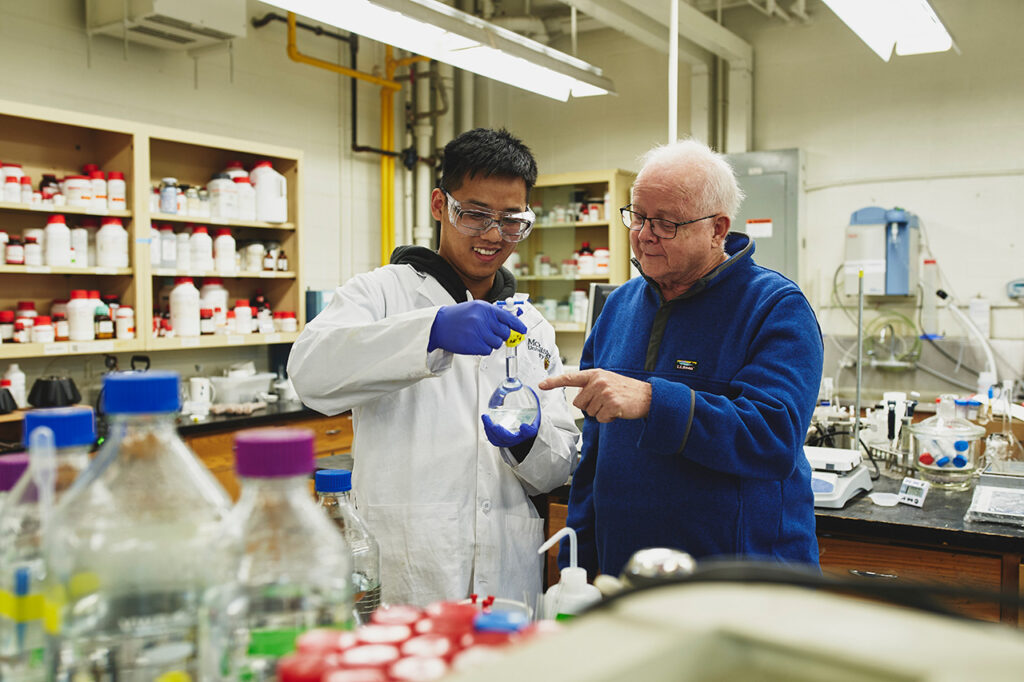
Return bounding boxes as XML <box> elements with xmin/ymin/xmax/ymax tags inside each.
<box><xmin>288</xmin><ymin>128</ymin><xmax>579</xmax><ymax>608</ymax></box>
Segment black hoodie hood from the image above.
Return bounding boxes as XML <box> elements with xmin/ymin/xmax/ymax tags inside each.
<box><xmin>390</xmin><ymin>245</ymin><xmax>517</xmax><ymax>303</ymax></box>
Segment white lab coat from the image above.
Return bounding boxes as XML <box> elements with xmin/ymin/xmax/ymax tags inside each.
<box><xmin>287</xmin><ymin>264</ymin><xmax>578</xmax><ymax>607</ymax></box>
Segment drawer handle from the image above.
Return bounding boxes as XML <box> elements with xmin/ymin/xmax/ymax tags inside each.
<box><xmin>848</xmin><ymin>569</ymin><xmax>899</xmax><ymax>580</ymax></box>
<box><xmin>325</xmin><ymin>429</ymin><xmax>341</xmax><ymax>435</ymax></box>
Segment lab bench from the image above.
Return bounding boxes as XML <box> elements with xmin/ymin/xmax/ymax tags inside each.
<box><xmin>0</xmin><ymin>402</ymin><xmax>354</xmax><ymax>501</ymax></box>
<box><xmin>544</xmin><ymin>477</ymin><xmax>1024</xmax><ymax>626</ymax></box>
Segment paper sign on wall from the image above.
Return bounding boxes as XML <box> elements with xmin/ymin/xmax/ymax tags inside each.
<box><xmin>746</xmin><ymin>219</ymin><xmax>773</xmax><ymax>238</ymax></box>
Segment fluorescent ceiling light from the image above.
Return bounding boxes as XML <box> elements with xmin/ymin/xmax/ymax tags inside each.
<box><xmin>263</xmin><ymin>0</ymin><xmax>615</xmax><ymax>101</ymax></box>
<box><xmin>821</xmin><ymin>0</ymin><xmax>954</xmax><ymax>62</ymax></box>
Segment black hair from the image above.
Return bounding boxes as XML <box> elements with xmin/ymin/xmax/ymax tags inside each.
<box><xmin>438</xmin><ymin>128</ymin><xmax>538</xmax><ymax>198</ymax></box>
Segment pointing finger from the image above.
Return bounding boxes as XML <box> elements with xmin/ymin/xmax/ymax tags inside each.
<box><xmin>538</xmin><ymin>370</ymin><xmax>593</xmax><ymax>391</ymax></box>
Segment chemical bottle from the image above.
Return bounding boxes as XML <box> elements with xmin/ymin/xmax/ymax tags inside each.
<box><xmin>206</xmin><ymin>429</ymin><xmax>353</xmax><ymax>679</ymax></box>
<box><xmin>250</xmin><ymin>160</ymin><xmax>288</xmax><ymax>224</ymax></box>
<box><xmin>160</xmin><ymin>224</ymin><xmax>177</xmax><ymax>267</ymax></box>
<box><xmin>88</xmin><ymin>170</ymin><xmax>107</xmax><ymax>213</ymax></box>
<box><xmin>23</xmin><ymin>236</ymin><xmax>43</xmax><ymax>267</ymax></box>
<box><xmin>43</xmin><ymin>214</ymin><xmax>71</xmax><ymax>267</ymax></box>
<box><xmin>106</xmin><ymin>171</ymin><xmax>126</xmax><ymax>211</ymax></box>
<box><xmin>70</xmin><ymin>224</ymin><xmax>89</xmax><ymax>267</ymax></box>
<box><xmin>189</xmin><ymin>225</ymin><xmax>214</xmax><ymax>272</ymax></box>
<box><xmin>222</xmin><ymin>160</ymin><xmax>248</xmax><ymax>180</ymax></box>
<box><xmin>170</xmin><ymin>277</ymin><xmax>201</xmax><ymax>337</ymax></box>
<box><xmin>66</xmin><ymin>289</ymin><xmax>95</xmax><ymax>341</ymax></box>
<box><xmin>576</xmin><ymin>241</ymin><xmax>596</xmax><ymax>276</ymax></box>
<box><xmin>19</xmin><ymin>176</ymin><xmax>32</xmax><ymax>204</ymax></box>
<box><xmin>175</xmin><ymin>230</ymin><xmax>192</xmax><ymax>271</ymax></box>
<box><xmin>0</xmin><ymin>407</ymin><xmax>95</xmax><ymax>679</ymax></box>
<box><xmin>3</xmin><ymin>363</ymin><xmax>26</xmax><ymax>409</ymax></box>
<box><xmin>208</xmin><ymin>173</ymin><xmax>238</xmax><ymax>220</ymax></box>
<box><xmin>200</xmin><ymin>278</ymin><xmax>229</xmax><ymax>326</ymax></box>
<box><xmin>214</xmin><ymin>228</ymin><xmax>236</xmax><ymax>274</ymax></box>
<box><xmin>48</xmin><ymin>371</ymin><xmax>231</xmax><ymax>679</ymax></box>
<box><xmin>233</xmin><ymin>299</ymin><xmax>252</xmax><ymax>333</ymax></box>
<box><xmin>536</xmin><ymin>527</ymin><xmax>601</xmax><ymax>620</ymax></box>
<box><xmin>315</xmin><ymin>469</ymin><xmax>382</xmax><ymax>624</ymax></box>
<box><xmin>96</xmin><ymin>217</ymin><xmax>128</xmax><ymax>268</ymax></box>
<box><xmin>233</xmin><ymin>176</ymin><xmax>256</xmax><ymax>221</ymax></box>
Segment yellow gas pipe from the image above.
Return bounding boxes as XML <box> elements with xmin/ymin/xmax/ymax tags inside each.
<box><xmin>285</xmin><ymin>13</ymin><xmax>427</xmax><ymax>266</ymax></box>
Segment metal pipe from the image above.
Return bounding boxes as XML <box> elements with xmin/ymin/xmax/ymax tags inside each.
<box><xmin>853</xmin><ymin>269</ymin><xmax>864</xmax><ymax>449</ymax></box>
<box><xmin>414</xmin><ymin>62</ymin><xmax>435</xmax><ymax>248</ymax></box>
<box><xmin>287</xmin><ymin>13</ymin><xmax>401</xmax><ymax>91</ymax></box>
<box><xmin>668</xmin><ymin>0</ymin><xmax>678</xmax><ymax>143</ymax></box>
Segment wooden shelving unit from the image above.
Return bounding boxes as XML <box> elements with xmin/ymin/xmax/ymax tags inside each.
<box><xmin>0</xmin><ymin>98</ymin><xmax>304</xmax><ymax>359</ymax></box>
<box><xmin>518</xmin><ymin>169</ymin><xmax>635</xmax><ymax>347</ymax></box>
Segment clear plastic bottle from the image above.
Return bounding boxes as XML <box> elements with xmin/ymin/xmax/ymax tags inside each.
<box><xmin>0</xmin><ymin>407</ymin><xmax>95</xmax><ymax>679</ymax></box>
<box><xmin>48</xmin><ymin>371</ymin><xmax>231</xmax><ymax>680</ymax></box>
<box><xmin>207</xmin><ymin>429</ymin><xmax>353</xmax><ymax>680</ymax></box>
<box><xmin>315</xmin><ymin>469</ymin><xmax>381</xmax><ymax>624</ymax></box>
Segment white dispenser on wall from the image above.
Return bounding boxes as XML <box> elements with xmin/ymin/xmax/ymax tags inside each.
<box><xmin>537</xmin><ymin>526</ymin><xmax>602</xmax><ymax>620</ymax></box>
<box><xmin>843</xmin><ymin>207</ymin><xmax>919</xmax><ymax>297</ymax></box>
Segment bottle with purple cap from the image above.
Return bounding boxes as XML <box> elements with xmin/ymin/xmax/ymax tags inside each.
<box><xmin>205</xmin><ymin>428</ymin><xmax>353</xmax><ymax>681</ymax></box>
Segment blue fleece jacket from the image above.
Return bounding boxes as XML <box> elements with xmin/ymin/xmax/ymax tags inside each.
<box><xmin>560</xmin><ymin>233</ymin><xmax>823</xmax><ymax>577</ymax></box>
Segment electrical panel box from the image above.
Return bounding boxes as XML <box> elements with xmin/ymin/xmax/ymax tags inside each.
<box><xmin>725</xmin><ymin>149</ymin><xmax>801</xmax><ymax>281</ymax></box>
<box><xmin>843</xmin><ymin>207</ymin><xmax>919</xmax><ymax>297</ymax></box>
<box><xmin>87</xmin><ymin>0</ymin><xmax>246</xmax><ymax>50</ymax></box>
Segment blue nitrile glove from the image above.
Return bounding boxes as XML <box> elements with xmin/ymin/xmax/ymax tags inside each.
<box><xmin>428</xmin><ymin>300</ymin><xmax>527</xmax><ymax>356</ymax></box>
<box><xmin>481</xmin><ymin>406</ymin><xmax>541</xmax><ymax>449</ymax></box>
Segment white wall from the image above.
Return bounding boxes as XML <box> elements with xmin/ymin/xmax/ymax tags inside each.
<box><xmin>722</xmin><ymin>0</ymin><xmax>1024</xmax><ymax>332</ymax></box>
<box><xmin>714</xmin><ymin>0</ymin><xmax>1024</xmax><ymax>397</ymax></box>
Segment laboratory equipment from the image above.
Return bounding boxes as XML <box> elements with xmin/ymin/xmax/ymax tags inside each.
<box><xmin>210</xmin><ymin>429</ymin><xmax>353</xmax><ymax>680</ymax></box>
<box><xmin>315</xmin><ymin>468</ymin><xmax>381</xmax><ymax>623</ymax></box>
<box><xmin>485</xmin><ymin>300</ymin><xmax>540</xmax><ymax>434</ymax></box>
<box><xmin>49</xmin><ymin>371</ymin><xmax>231</xmax><ymax>680</ymax></box>
<box><xmin>965</xmin><ymin>462</ymin><xmax>1024</xmax><ymax>527</ymax></box>
<box><xmin>910</xmin><ymin>394</ymin><xmax>986</xmax><ymax>490</ymax></box>
<box><xmin>896</xmin><ymin>477</ymin><xmax>930</xmax><ymax>507</ymax></box>
<box><xmin>536</xmin><ymin>527</ymin><xmax>602</xmax><ymax>621</ymax></box>
<box><xmin>843</xmin><ymin>206</ymin><xmax>919</xmax><ymax>297</ymax></box>
<box><xmin>805</xmin><ymin>446</ymin><xmax>873</xmax><ymax>509</ymax></box>
<box><xmin>936</xmin><ymin>289</ymin><xmax>998</xmax><ymax>395</ymax></box>
<box><xmin>0</xmin><ymin>407</ymin><xmax>94</xmax><ymax>680</ymax></box>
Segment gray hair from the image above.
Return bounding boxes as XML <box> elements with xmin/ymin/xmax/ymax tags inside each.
<box><xmin>633</xmin><ymin>138</ymin><xmax>744</xmax><ymax>220</ymax></box>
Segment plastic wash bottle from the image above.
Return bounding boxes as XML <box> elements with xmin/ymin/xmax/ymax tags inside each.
<box><xmin>536</xmin><ymin>526</ymin><xmax>602</xmax><ymax>620</ymax></box>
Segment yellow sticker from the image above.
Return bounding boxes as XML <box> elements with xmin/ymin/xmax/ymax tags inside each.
<box><xmin>506</xmin><ymin>330</ymin><xmax>525</xmax><ymax>347</ymax></box>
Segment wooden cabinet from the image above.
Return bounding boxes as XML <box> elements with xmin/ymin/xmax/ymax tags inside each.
<box><xmin>0</xmin><ymin>97</ymin><xmax>304</xmax><ymax>362</ymax></box>
<box><xmin>818</xmin><ymin>536</ymin><xmax>1004</xmax><ymax>622</ymax></box>
<box><xmin>184</xmin><ymin>412</ymin><xmax>353</xmax><ymax>500</ymax></box>
<box><xmin>517</xmin><ymin>170</ymin><xmax>635</xmax><ymax>363</ymax></box>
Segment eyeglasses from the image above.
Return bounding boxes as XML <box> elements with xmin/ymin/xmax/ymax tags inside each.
<box><xmin>444</xmin><ymin>190</ymin><xmax>535</xmax><ymax>243</ymax></box>
<box><xmin>620</xmin><ymin>205</ymin><xmax>718</xmax><ymax>240</ymax></box>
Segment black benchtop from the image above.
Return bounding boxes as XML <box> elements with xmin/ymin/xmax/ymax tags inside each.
<box><xmin>546</xmin><ymin>476</ymin><xmax>1024</xmax><ymax>556</ymax></box>
<box><xmin>175</xmin><ymin>400</ymin><xmax>322</xmax><ymax>436</ymax></box>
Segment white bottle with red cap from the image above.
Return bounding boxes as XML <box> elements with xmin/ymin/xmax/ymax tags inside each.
<box><xmin>44</xmin><ymin>214</ymin><xmax>72</xmax><ymax>267</ymax></box>
<box><xmin>107</xmin><ymin>171</ymin><xmax>126</xmax><ymax>211</ymax></box>
<box><xmin>189</xmin><ymin>225</ymin><xmax>214</xmax><ymax>272</ymax></box>
<box><xmin>96</xmin><ymin>217</ymin><xmax>128</xmax><ymax>268</ymax></box>
<box><xmin>89</xmin><ymin>170</ymin><xmax>107</xmax><ymax>212</ymax></box>
<box><xmin>233</xmin><ymin>176</ymin><xmax>256</xmax><ymax>221</ymax></box>
<box><xmin>67</xmin><ymin>289</ymin><xmax>95</xmax><ymax>341</ymax></box>
<box><xmin>170</xmin><ymin>277</ymin><xmax>201</xmax><ymax>337</ymax></box>
<box><xmin>213</xmin><ymin>229</ymin><xmax>236</xmax><ymax>274</ymax></box>
<box><xmin>3</xmin><ymin>175</ymin><xmax>20</xmax><ymax>203</ymax></box>
<box><xmin>250</xmin><ymin>160</ymin><xmax>288</xmax><ymax>224</ymax></box>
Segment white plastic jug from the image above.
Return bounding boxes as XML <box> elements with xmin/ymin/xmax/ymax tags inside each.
<box><xmin>250</xmin><ymin>160</ymin><xmax>288</xmax><ymax>224</ymax></box>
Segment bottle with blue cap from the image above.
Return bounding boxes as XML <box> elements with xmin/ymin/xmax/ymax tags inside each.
<box><xmin>0</xmin><ymin>406</ymin><xmax>94</xmax><ymax>680</ymax></box>
<box><xmin>207</xmin><ymin>429</ymin><xmax>353</xmax><ymax>680</ymax></box>
<box><xmin>315</xmin><ymin>468</ymin><xmax>380</xmax><ymax>623</ymax></box>
<box><xmin>47</xmin><ymin>371</ymin><xmax>231</xmax><ymax>680</ymax></box>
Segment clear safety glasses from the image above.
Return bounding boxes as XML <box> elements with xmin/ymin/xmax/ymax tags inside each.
<box><xmin>620</xmin><ymin>205</ymin><xmax>718</xmax><ymax>240</ymax></box>
<box><xmin>444</xmin><ymin>190</ymin><xmax>536</xmax><ymax>243</ymax></box>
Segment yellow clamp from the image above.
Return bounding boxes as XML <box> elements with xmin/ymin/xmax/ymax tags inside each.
<box><xmin>506</xmin><ymin>329</ymin><xmax>524</xmax><ymax>347</ymax></box>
